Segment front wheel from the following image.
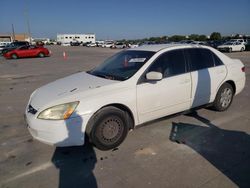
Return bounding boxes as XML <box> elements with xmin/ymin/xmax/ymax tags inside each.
<box><xmin>11</xmin><ymin>53</ymin><xmax>18</xmax><ymax>59</ymax></box>
<box><xmin>38</xmin><ymin>52</ymin><xmax>45</xmax><ymax>58</ymax></box>
<box><xmin>240</xmin><ymin>47</ymin><xmax>244</xmax><ymax>52</ymax></box>
<box><xmin>212</xmin><ymin>83</ymin><xmax>234</xmax><ymax>111</ymax></box>
<box><xmin>87</xmin><ymin>107</ymin><xmax>129</xmax><ymax>150</ymax></box>
<box><xmin>228</xmin><ymin>48</ymin><xmax>232</xmax><ymax>53</ymax></box>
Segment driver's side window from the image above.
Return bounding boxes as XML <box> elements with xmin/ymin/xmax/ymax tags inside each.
<box><xmin>148</xmin><ymin>49</ymin><xmax>186</xmax><ymax>78</ymax></box>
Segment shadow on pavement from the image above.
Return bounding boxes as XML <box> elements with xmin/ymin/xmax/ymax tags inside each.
<box><xmin>51</xmin><ymin>115</ymin><xmax>97</xmax><ymax>188</ymax></box>
<box><xmin>169</xmin><ymin>111</ymin><xmax>250</xmax><ymax>187</ymax></box>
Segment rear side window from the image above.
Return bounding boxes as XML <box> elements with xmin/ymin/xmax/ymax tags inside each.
<box><xmin>148</xmin><ymin>49</ymin><xmax>186</xmax><ymax>78</ymax></box>
<box><xmin>212</xmin><ymin>53</ymin><xmax>223</xmax><ymax>66</ymax></box>
<box><xmin>185</xmin><ymin>48</ymin><xmax>215</xmax><ymax>71</ymax></box>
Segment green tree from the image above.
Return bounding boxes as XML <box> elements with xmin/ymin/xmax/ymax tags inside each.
<box><xmin>210</xmin><ymin>32</ymin><xmax>221</xmax><ymax>40</ymax></box>
<box><xmin>189</xmin><ymin>34</ymin><xmax>199</xmax><ymax>41</ymax></box>
<box><xmin>198</xmin><ymin>35</ymin><xmax>207</xmax><ymax>41</ymax></box>
<box><xmin>169</xmin><ymin>35</ymin><xmax>186</xmax><ymax>42</ymax></box>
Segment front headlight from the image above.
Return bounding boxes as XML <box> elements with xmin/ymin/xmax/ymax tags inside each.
<box><xmin>37</xmin><ymin>101</ymin><xmax>79</xmax><ymax>120</ymax></box>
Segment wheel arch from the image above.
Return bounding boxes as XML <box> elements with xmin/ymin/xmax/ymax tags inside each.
<box><xmin>225</xmin><ymin>80</ymin><xmax>236</xmax><ymax>94</ymax></box>
<box><xmin>85</xmin><ymin>103</ymin><xmax>135</xmax><ymax>138</ymax></box>
<box><xmin>101</xmin><ymin>103</ymin><xmax>135</xmax><ymax>129</ymax></box>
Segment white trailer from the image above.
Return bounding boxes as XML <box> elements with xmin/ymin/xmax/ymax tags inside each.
<box><xmin>57</xmin><ymin>34</ymin><xmax>95</xmax><ymax>45</ymax></box>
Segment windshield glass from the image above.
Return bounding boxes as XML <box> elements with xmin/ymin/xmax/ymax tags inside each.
<box><xmin>88</xmin><ymin>50</ymin><xmax>155</xmax><ymax>81</ymax></box>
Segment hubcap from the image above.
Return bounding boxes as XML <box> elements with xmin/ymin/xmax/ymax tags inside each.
<box><xmin>220</xmin><ymin>88</ymin><xmax>232</xmax><ymax>108</ymax></box>
<box><xmin>98</xmin><ymin>116</ymin><xmax>123</xmax><ymax>144</ymax></box>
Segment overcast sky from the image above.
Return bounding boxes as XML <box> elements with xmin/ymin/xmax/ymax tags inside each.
<box><xmin>1</xmin><ymin>0</ymin><xmax>250</xmax><ymax>39</ymax></box>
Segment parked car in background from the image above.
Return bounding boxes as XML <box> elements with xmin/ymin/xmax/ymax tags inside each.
<box><xmin>25</xmin><ymin>44</ymin><xmax>245</xmax><ymax>150</ymax></box>
<box><xmin>96</xmin><ymin>41</ymin><xmax>105</xmax><ymax>47</ymax></box>
<box><xmin>207</xmin><ymin>40</ymin><xmax>226</xmax><ymax>49</ymax></box>
<box><xmin>102</xmin><ymin>41</ymin><xmax>114</xmax><ymax>48</ymax></box>
<box><xmin>245</xmin><ymin>40</ymin><xmax>250</xmax><ymax>51</ymax></box>
<box><xmin>129</xmin><ymin>43</ymin><xmax>140</xmax><ymax>48</ymax></box>
<box><xmin>190</xmin><ymin>41</ymin><xmax>208</xmax><ymax>45</ymax></box>
<box><xmin>217</xmin><ymin>41</ymin><xmax>245</xmax><ymax>52</ymax></box>
<box><xmin>61</xmin><ymin>43</ymin><xmax>71</xmax><ymax>46</ymax></box>
<box><xmin>0</xmin><ymin>41</ymin><xmax>30</xmax><ymax>55</ymax></box>
<box><xmin>111</xmin><ymin>42</ymin><xmax>127</xmax><ymax>49</ymax></box>
<box><xmin>87</xmin><ymin>42</ymin><xmax>97</xmax><ymax>47</ymax></box>
<box><xmin>229</xmin><ymin>39</ymin><xmax>247</xmax><ymax>45</ymax></box>
<box><xmin>0</xmin><ymin>41</ymin><xmax>12</xmax><ymax>51</ymax></box>
<box><xmin>3</xmin><ymin>45</ymin><xmax>50</xmax><ymax>59</ymax></box>
<box><xmin>70</xmin><ymin>41</ymin><xmax>81</xmax><ymax>46</ymax></box>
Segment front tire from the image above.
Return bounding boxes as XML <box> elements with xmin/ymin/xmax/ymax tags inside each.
<box><xmin>87</xmin><ymin>107</ymin><xmax>129</xmax><ymax>150</ymax></box>
<box><xmin>212</xmin><ymin>83</ymin><xmax>234</xmax><ymax>111</ymax></box>
<box><xmin>38</xmin><ymin>52</ymin><xmax>45</xmax><ymax>58</ymax></box>
<box><xmin>240</xmin><ymin>47</ymin><xmax>244</xmax><ymax>52</ymax></box>
<box><xmin>11</xmin><ymin>53</ymin><xmax>18</xmax><ymax>59</ymax></box>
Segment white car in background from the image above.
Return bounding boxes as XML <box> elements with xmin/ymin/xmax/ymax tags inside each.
<box><xmin>25</xmin><ymin>44</ymin><xmax>245</xmax><ymax>150</ymax></box>
<box><xmin>61</xmin><ymin>43</ymin><xmax>71</xmax><ymax>46</ymax></box>
<box><xmin>102</xmin><ymin>41</ymin><xmax>114</xmax><ymax>48</ymax></box>
<box><xmin>87</xmin><ymin>42</ymin><xmax>97</xmax><ymax>47</ymax></box>
<box><xmin>0</xmin><ymin>41</ymin><xmax>11</xmax><ymax>50</ymax></box>
<box><xmin>217</xmin><ymin>41</ymin><xmax>245</xmax><ymax>52</ymax></box>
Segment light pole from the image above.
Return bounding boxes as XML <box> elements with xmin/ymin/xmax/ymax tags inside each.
<box><xmin>12</xmin><ymin>24</ymin><xmax>15</xmax><ymax>41</ymax></box>
<box><xmin>24</xmin><ymin>8</ymin><xmax>31</xmax><ymax>43</ymax></box>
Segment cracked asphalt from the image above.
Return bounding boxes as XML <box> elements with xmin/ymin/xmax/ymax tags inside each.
<box><xmin>0</xmin><ymin>46</ymin><xmax>250</xmax><ymax>188</ymax></box>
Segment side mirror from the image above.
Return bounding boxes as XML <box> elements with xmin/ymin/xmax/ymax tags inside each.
<box><xmin>146</xmin><ymin>71</ymin><xmax>163</xmax><ymax>81</ymax></box>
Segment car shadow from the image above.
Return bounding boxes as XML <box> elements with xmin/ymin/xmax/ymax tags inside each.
<box><xmin>169</xmin><ymin>111</ymin><xmax>250</xmax><ymax>187</ymax></box>
<box><xmin>51</xmin><ymin>115</ymin><xmax>97</xmax><ymax>188</ymax></box>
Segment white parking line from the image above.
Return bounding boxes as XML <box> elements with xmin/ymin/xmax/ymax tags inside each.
<box><xmin>3</xmin><ymin>162</ymin><xmax>54</xmax><ymax>183</ymax></box>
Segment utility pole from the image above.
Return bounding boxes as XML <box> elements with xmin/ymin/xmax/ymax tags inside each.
<box><xmin>12</xmin><ymin>24</ymin><xmax>15</xmax><ymax>41</ymax></box>
<box><xmin>24</xmin><ymin>8</ymin><xmax>31</xmax><ymax>43</ymax></box>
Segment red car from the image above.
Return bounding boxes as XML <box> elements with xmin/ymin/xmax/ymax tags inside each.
<box><xmin>3</xmin><ymin>45</ymin><xmax>50</xmax><ymax>59</ymax></box>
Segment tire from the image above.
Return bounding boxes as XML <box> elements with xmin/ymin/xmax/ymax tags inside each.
<box><xmin>240</xmin><ymin>47</ymin><xmax>244</xmax><ymax>52</ymax></box>
<box><xmin>11</xmin><ymin>53</ymin><xmax>18</xmax><ymax>59</ymax></box>
<box><xmin>87</xmin><ymin>107</ymin><xmax>129</xmax><ymax>150</ymax></box>
<box><xmin>228</xmin><ymin>48</ymin><xmax>232</xmax><ymax>53</ymax></box>
<box><xmin>38</xmin><ymin>52</ymin><xmax>45</xmax><ymax>58</ymax></box>
<box><xmin>212</xmin><ymin>83</ymin><xmax>234</xmax><ymax>111</ymax></box>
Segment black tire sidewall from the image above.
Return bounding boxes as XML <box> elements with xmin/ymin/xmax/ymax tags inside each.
<box><xmin>213</xmin><ymin>83</ymin><xmax>234</xmax><ymax>111</ymax></box>
<box><xmin>89</xmin><ymin>107</ymin><xmax>129</xmax><ymax>150</ymax></box>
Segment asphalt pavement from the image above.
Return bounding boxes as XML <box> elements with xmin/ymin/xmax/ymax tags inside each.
<box><xmin>0</xmin><ymin>46</ymin><xmax>250</xmax><ymax>188</ymax></box>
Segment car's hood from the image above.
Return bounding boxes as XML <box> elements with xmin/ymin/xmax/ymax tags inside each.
<box><xmin>30</xmin><ymin>72</ymin><xmax>118</xmax><ymax>109</ymax></box>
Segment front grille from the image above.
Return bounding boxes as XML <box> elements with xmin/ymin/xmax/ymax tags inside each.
<box><xmin>27</xmin><ymin>104</ymin><xmax>37</xmax><ymax>114</ymax></box>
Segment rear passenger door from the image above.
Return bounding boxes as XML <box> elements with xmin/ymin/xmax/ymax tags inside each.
<box><xmin>185</xmin><ymin>48</ymin><xmax>227</xmax><ymax>108</ymax></box>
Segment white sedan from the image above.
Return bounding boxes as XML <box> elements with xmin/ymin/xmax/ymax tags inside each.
<box><xmin>217</xmin><ymin>41</ymin><xmax>245</xmax><ymax>52</ymax></box>
<box><xmin>25</xmin><ymin>44</ymin><xmax>246</xmax><ymax>150</ymax></box>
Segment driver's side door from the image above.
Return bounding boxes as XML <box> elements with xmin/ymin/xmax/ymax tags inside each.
<box><xmin>136</xmin><ymin>49</ymin><xmax>192</xmax><ymax>123</ymax></box>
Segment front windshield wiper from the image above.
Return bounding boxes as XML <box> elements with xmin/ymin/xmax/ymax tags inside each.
<box><xmin>88</xmin><ymin>71</ymin><xmax>124</xmax><ymax>81</ymax></box>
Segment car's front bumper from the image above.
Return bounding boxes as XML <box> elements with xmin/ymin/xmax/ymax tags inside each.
<box><xmin>25</xmin><ymin>108</ymin><xmax>92</xmax><ymax>147</ymax></box>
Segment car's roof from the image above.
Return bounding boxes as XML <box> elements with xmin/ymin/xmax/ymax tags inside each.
<box><xmin>128</xmin><ymin>43</ymin><xmax>206</xmax><ymax>52</ymax></box>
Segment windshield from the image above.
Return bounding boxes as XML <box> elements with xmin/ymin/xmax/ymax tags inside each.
<box><xmin>88</xmin><ymin>50</ymin><xmax>155</xmax><ymax>81</ymax></box>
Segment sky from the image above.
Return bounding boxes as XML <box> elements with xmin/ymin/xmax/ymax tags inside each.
<box><xmin>0</xmin><ymin>0</ymin><xmax>250</xmax><ymax>40</ymax></box>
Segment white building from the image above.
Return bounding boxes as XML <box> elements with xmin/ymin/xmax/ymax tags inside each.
<box><xmin>57</xmin><ymin>34</ymin><xmax>95</xmax><ymax>44</ymax></box>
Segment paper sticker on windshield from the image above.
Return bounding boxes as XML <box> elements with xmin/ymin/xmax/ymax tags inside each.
<box><xmin>128</xmin><ymin>58</ymin><xmax>146</xmax><ymax>63</ymax></box>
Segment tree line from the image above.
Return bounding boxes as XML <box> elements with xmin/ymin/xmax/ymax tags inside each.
<box><xmin>119</xmin><ymin>32</ymin><xmax>249</xmax><ymax>44</ymax></box>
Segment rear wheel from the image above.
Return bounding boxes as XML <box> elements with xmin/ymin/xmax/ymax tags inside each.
<box><xmin>11</xmin><ymin>53</ymin><xmax>18</xmax><ymax>59</ymax></box>
<box><xmin>212</xmin><ymin>83</ymin><xmax>234</xmax><ymax>111</ymax></box>
<box><xmin>38</xmin><ymin>52</ymin><xmax>45</xmax><ymax>58</ymax></box>
<box><xmin>240</xmin><ymin>47</ymin><xmax>244</xmax><ymax>52</ymax></box>
<box><xmin>87</xmin><ymin>107</ymin><xmax>129</xmax><ymax>150</ymax></box>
